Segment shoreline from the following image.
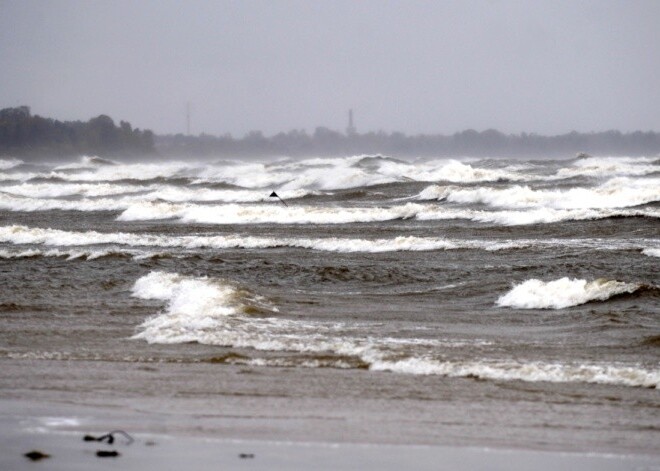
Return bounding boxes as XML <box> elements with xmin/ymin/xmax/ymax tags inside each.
<box><xmin>1</xmin><ymin>397</ymin><xmax>659</xmax><ymax>471</ymax></box>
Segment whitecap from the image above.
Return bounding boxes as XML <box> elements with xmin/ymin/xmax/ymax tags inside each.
<box><xmin>417</xmin><ymin>177</ymin><xmax>660</xmax><ymax>209</ymax></box>
<box><xmin>129</xmin><ymin>272</ymin><xmax>659</xmax><ymax>388</ymax></box>
<box><xmin>642</xmin><ymin>248</ymin><xmax>660</xmax><ymax>258</ymax></box>
<box><xmin>496</xmin><ymin>277</ymin><xmax>640</xmax><ymax>309</ymax></box>
<box><xmin>0</xmin><ymin>157</ymin><xmax>23</xmax><ymax>170</ymax></box>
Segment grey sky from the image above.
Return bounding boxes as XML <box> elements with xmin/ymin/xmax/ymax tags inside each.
<box><xmin>1</xmin><ymin>0</ymin><xmax>658</xmax><ymax>136</ymax></box>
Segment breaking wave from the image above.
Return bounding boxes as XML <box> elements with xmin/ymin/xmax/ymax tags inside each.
<box><xmin>0</xmin><ymin>182</ymin><xmax>315</xmax><ymax>204</ymax></box>
<box><xmin>114</xmin><ymin>201</ymin><xmax>659</xmax><ymax>226</ymax></box>
<box><xmin>417</xmin><ymin>177</ymin><xmax>660</xmax><ymax>209</ymax></box>
<box><xmin>642</xmin><ymin>248</ymin><xmax>660</xmax><ymax>258</ymax></box>
<box><xmin>130</xmin><ymin>271</ymin><xmax>659</xmax><ymax>388</ymax></box>
<box><xmin>370</xmin><ymin>358</ymin><xmax>659</xmax><ymax>388</ymax></box>
<box><xmin>496</xmin><ymin>277</ymin><xmax>643</xmax><ymax>309</ymax></box>
<box><xmin>557</xmin><ymin>156</ymin><xmax>660</xmax><ymax>179</ymax></box>
<box><xmin>53</xmin><ymin>155</ymin><xmax>118</xmax><ymax>171</ymax></box>
<box><xmin>0</xmin><ymin>158</ymin><xmax>23</xmax><ymax>170</ymax></box>
<box><xmin>2</xmin><ymin>224</ymin><xmax>656</xmax><ymax>254</ymax></box>
<box><xmin>0</xmin><ymin>247</ymin><xmax>174</xmax><ymax>261</ymax></box>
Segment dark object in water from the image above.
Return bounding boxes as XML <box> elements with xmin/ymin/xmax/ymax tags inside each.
<box><xmin>239</xmin><ymin>453</ymin><xmax>255</xmax><ymax>459</ymax></box>
<box><xmin>83</xmin><ymin>430</ymin><xmax>134</xmax><ymax>445</ymax></box>
<box><xmin>96</xmin><ymin>450</ymin><xmax>120</xmax><ymax>458</ymax></box>
<box><xmin>269</xmin><ymin>191</ymin><xmax>288</xmax><ymax>207</ymax></box>
<box><xmin>24</xmin><ymin>450</ymin><xmax>50</xmax><ymax>461</ymax></box>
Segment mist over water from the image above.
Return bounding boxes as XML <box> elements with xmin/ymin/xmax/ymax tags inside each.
<box><xmin>0</xmin><ymin>153</ymin><xmax>659</xmax><ymax>451</ymax></box>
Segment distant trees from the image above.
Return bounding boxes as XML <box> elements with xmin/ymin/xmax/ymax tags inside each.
<box><xmin>156</xmin><ymin>126</ymin><xmax>660</xmax><ymax>159</ymax></box>
<box><xmin>0</xmin><ymin>106</ymin><xmax>155</xmax><ymax>159</ymax></box>
<box><xmin>2</xmin><ymin>105</ymin><xmax>658</xmax><ymax>160</ymax></box>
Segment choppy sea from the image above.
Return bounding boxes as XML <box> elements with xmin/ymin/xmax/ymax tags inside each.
<box><xmin>0</xmin><ymin>154</ymin><xmax>658</xmax><ymax>451</ymax></box>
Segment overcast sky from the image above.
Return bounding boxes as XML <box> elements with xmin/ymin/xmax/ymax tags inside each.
<box><xmin>1</xmin><ymin>0</ymin><xmax>658</xmax><ymax>137</ymax></box>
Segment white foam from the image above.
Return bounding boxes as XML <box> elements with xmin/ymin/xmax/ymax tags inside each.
<box><xmin>557</xmin><ymin>156</ymin><xmax>660</xmax><ymax>179</ymax></box>
<box><xmin>642</xmin><ymin>248</ymin><xmax>660</xmax><ymax>257</ymax></box>
<box><xmin>418</xmin><ymin>177</ymin><xmax>660</xmax><ymax>209</ymax></box>
<box><xmin>403</xmin><ymin>159</ymin><xmax>528</xmax><ymax>183</ymax></box>
<box><xmin>0</xmin><ymin>247</ymin><xmax>151</xmax><ymax>260</ymax></box>
<box><xmin>0</xmin><ymin>158</ymin><xmax>23</xmax><ymax>170</ymax></box>
<box><xmin>2</xmin><ymin>224</ymin><xmax>657</xmax><ymax>254</ymax></box>
<box><xmin>53</xmin><ymin>155</ymin><xmax>117</xmax><ymax>170</ymax></box>
<box><xmin>1</xmin><ymin>157</ymin><xmax>658</xmax><ymax>227</ymax></box>
<box><xmin>370</xmin><ymin>358</ymin><xmax>660</xmax><ymax>388</ymax></box>
<box><xmin>130</xmin><ymin>271</ymin><xmax>659</xmax><ymax>388</ymax></box>
<box><xmin>496</xmin><ymin>277</ymin><xmax>640</xmax><ymax>309</ymax></box>
<box><xmin>117</xmin><ymin>201</ymin><xmax>423</xmax><ymax>224</ymax></box>
<box><xmin>1</xmin><ymin>182</ymin><xmax>146</xmax><ymax>198</ymax></box>
<box><xmin>420</xmin><ymin>205</ymin><xmax>659</xmax><ymax>226</ymax></box>
<box><xmin>131</xmin><ymin>272</ymin><xmax>273</xmax><ymax>344</ymax></box>
<box><xmin>114</xmin><ymin>199</ymin><xmax>660</xmax><ymax>226</ymax></box>
<box><xmin>0</xmin><ymin>156</ymin><xmax>531</xmax><ymax>190</ymax></box>
<box><xmin>0</xmin><ymin>192</ymin><xmax>133</xmax><ymax>212</ymax></box>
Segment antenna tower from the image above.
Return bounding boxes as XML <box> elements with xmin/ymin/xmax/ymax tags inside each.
<box><xmin>186</xmin><ymin>103</ymin><xmax>191</xmax><ymax>135</ymax></box>
<box><xmin>346</xmin><ymin>109</ymin><xmax>356</xmax><ymax>135</ymax></box>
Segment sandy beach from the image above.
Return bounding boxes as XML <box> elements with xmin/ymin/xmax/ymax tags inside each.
<box><xmin>2</xmin><ymin>383</ymin><xmax>659</xmax><ymax>471</ymax></box>
<box><xmin>2</xmin><ymin>398</ymin><xmax>659</xmax><ymax>471</ymax></box>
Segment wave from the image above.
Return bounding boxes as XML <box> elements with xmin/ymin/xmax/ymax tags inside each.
<box><xmin>0</xmin><ymin>247</ymin><xmax>173</xmax><ymax>261</ymax></box>
<box><xmin>0</xmin><ymin>192</ymin><xmax>132</xmax><ymax>212</ymax></box>
<box><xmin>208</xmin><ymin>354</ymin><xmax>658</xmax><ymax>388</ymax></box>
<box><xmin>4</xmin><ymin>224</ymin><xmax>657</xmax><ymax>254</ymax></box>
<box><xmin>642</xmin><ymin>248</ymin><xmax>660</xmax><ymax>258</ymax></box>
<box><xmin>2</xmin><ymin>156</ymin><xmax>657</xmax><ymax>190</ymax></box>
<box><xmin>0</xmin><ymin>182</ymin><xmax>148</xmax><ymax>199</ymax></box>
<box><xmin>417</xmin><ymin>177</ymin><xmax>660</xmax><ymax>209</ymax></box>
<box><xmin>557</xmin><ymin>156</ymin><xmax>660</xmax><ymax>179</ymax></box>
<box><xmin>0</xmin><ymin>181</ymin><xmax>315</xmax><ymax>203</ymax></box>
<box><xmin>0</xmin><ymin>158</ymin><xmax>23</xmax><ymax>170</ymax></box>
<box><xmin>0</xmin><ymin>156</ymin><xmax>539</xmax><ymax>189</ymax></box>
<box><xmin>370</xmin><ymin>358</ymin><xmax>659</xmax><ymax>388</ymax></box>
<box><xmin>131</xmin><ymin>271</ymin><xmax>279</xmax><ymax>344</ymax></box>
<box><xmin>53</xmin><ymin>155</ymin><xmax>118</xmax><ymax>171</ymax></box>
<box><xmin>130</xmin><ymin>271</ymin><xmax>659</xmax><ymax>388</ymax></box>
<box><xmin>115</xmin><ymin>200</ymin><xmax>660</xmax><ymax>226</ymax></box>
<box><xmin>2</xmin><ymin>224</ymin><xmax>657</xmax><ymax>253</ymax></box>
<box><xmin>496</xmin><ymin>277</ymin><xmax>642</xmax><ymax>309</ymax></box>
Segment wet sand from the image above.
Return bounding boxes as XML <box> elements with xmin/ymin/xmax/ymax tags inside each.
<box><xmin>1</xmin><ymin>397</ymin><xmax>659</xmax><ymax>471</ymax></box>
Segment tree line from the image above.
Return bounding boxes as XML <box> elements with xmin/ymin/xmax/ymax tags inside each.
<box><xmin>157</xmin><ymin>127</ymin><xmax>660</xmax><ymax>158</ymax></box>
<box><xmin>0</xmin><ymin>106</ymin><xmax>154</xmax><ymax>159</ymax></box>
<box><xmin>2</xmin><ymin>106</ymin><xmax>658</xmax><ymax>159</ymax></box>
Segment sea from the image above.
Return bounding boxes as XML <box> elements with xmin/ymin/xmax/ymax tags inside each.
<box><xmin>0</xmin><ymin>154</ymin><xmax>658</xmax><ymax>452</ymax></box>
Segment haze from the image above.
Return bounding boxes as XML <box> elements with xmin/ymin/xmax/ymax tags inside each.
<box><xmin>1</xmin><ymin>0</ymin><xmax>659</xmax><ymax>137</ymax></box>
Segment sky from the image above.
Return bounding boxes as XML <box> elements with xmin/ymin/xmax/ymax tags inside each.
<box><xmin>1</xmin><ymin>0</ymin><xmax>659</xmax><ymax>137</ymax></box>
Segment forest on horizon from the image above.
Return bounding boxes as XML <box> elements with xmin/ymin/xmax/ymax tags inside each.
<box><xmin>1</xmin><ymin>106</ymin><xmax>659</xmax><ymax>160</ymax></box>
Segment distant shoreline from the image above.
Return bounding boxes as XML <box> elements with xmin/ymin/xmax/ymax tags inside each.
<box><xmin>2</xmin><ymin>106</ymin><xmax>659</xmax><ymax>160</ymax></box>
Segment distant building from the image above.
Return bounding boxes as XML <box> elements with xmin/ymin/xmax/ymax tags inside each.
<box><xmin>346</xmin><ymin>109</ymin><xmax>356</xmax><ymax>135</ymax></box>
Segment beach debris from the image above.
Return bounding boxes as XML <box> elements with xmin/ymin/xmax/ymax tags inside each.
<box><xmin>24</xmin><ymin>450</ymin><xmax>50</xmax><ymax>461</ymax></box>
<box><xmin>269</xmin><ymin>191</ymin><xmax>288</xmax><ymax>206</ymax></box>
<box><xmin>239</xmin><ymin>453</ymin><xmax>255</xmax><ymax>459</ymax></box>
<box><xmin>83</xmin><ymin>430</ymin><xmax>134</xmax><ymax>445</ymax></box>
<box><xmin>96</xmin><ymin>450</ymin><xmax>120</xmax><ymax>458</ymax></box>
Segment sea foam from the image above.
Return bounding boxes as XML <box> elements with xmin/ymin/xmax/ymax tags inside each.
<box><xmin>131</xmin><ymin>271</ymin><xmax>253</xmax><ymax>344</ymax></box>
<box><xmin>557</xmin><ymin>156</ymin><xmax>660</xmax><ymax>179</ymax></box>
<box><xmin>0</xmin><ymin>158</ymin><xmax>23</xmax><ymax>170</ymax></box>
<box><xmin>418</xmin><ymin>177</ymin><xmax>660</xmax><ymax>209</ymax></box>
<box><xmin>129</xmin><ymin>271</ymin><xmax>659</xmax><ymax>388</ymax></box>
<box><xmin>2</xmin><ymin>224</ymin><xmax>657</xmax><ymax>255</ymax></box>
<box><xmin>370</xmin><ymin>358</ymin><xmax>659</xmax><ymax>388</ymax></box>
<box><xmin>496</xmin><ymin>277</ymin><xmax>640</xmax><ymax>309</ymax></box>
<box><xmin>642</xmin><ymin>248</ymin><xmax>660</xmax><ymax>258</ymax></box>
